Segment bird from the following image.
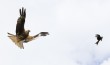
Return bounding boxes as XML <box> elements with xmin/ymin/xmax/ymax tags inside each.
<box><xmin>8</xmin><ymin>7</ymin><xmax>49</xmax><ymax>49</ymax></box>
<box><xmin>95</xmin><ymin>34</ymin><xmax>103</xmax><ymax>45</ymax></box>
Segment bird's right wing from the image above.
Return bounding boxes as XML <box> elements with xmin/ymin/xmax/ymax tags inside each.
<box><xmin>24</xmin><ymin>32</ymin><xmax>49</xmax><ymax>43</ymax></box>
<box><xmin>24</xmin><ymin>34</ymin><xmax>39</xmax><ymax>43</ymax></box>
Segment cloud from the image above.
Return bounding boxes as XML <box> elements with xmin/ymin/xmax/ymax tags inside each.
<box><xmin>55</xmin><ymin>0</ymin><xmax>110</xmax><ymax>65</ymax></box>
<box><xmin>0</xmin><ymin>0</ymin><xmax>110</xmax><ymax>65</ymax></box>
<box><xmin>100</xmin><ymin>58</ymin><xmax>110</xmax><ymax>65</ymax></box>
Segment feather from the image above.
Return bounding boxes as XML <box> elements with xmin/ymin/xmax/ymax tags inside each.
<box><xmin>8</xmin><ymin>34</ymin><xmax>24</xmax><ymax>49</ymax></box>
<box><xmin>24</xmin><ymin>35</ymin><xmax>39</xmax><ymax>43</ymax></box>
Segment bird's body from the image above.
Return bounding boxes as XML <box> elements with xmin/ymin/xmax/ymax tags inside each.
<box><xmin>8</xmin><ymin>7</ymin><xmax>49</xmax><ymax>49</ymax></box>
<box><xmin>95</xmin><ymin>34</ymin><xmax>103</xmax><ymax>45</ymax></box>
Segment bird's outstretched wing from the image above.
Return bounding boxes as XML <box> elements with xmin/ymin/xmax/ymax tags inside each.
<box><xmin>8</xmin><ymin>32</ymin><xmax>49</xmax><ymax>48</ymax></box>
<box><xmin>16</xmin><ymin>7</ymin><xmax>26</xmax><ymax>36</ymax></box>
<box><xmin>8</xmin><ymin>32</ymin><xmax>24</xmax><ymax>49</ymax></box>
<box><xmin>24</xmin><ymin>32</ymin><xmax>49</xmax><ymax>43</ymax></box>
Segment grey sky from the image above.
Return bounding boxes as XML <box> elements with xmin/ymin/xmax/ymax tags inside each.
<box><xmin>0</xmin><ymin>0</ymin><xmax>110</xmax><ymax>65</ymax></box>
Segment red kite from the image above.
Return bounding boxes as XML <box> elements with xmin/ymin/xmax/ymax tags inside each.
<box><xmin>8</xmin><ymin>7</ymin><xmax>49</xmax><ymax>49</ymax></box>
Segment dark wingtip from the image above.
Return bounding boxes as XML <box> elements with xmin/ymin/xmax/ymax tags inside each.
<box><xmin>7</xmin><ymin>32</ymin><xmax>9</xmax><ymax>34</ymax></box>
<box><xmin>19</xmin><ymin>9</ymin><xmax>21</xmax><ymax>16</ymax></box>
<box><xmin>24</xmin><ymin>9</ymin><xmax>26</xmax><ymax>18</ymax></box>
<box><xmin>19</xmin><ymin>7</ymin><xmax>26</xmax><ymax>18</ymax></box>
<box><xmin>40</xmin><ymin>32</ymin><xmax>49</xmax><ymax>36</ymax></box>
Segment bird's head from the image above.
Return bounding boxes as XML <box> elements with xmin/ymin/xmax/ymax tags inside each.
<box><xmin>25</xmin><ymin>30</ymin><xmax>30</xmax><ymax>35</ymax></box>
<box><xmin>95</xmin><ymin>34</ymin><xmax>100</xmax><ymax>37</ymax></box>
<box><xmin>27</xmin><ymin>30</ymin><xmax>30</xmax><ymax>32</ymax></box>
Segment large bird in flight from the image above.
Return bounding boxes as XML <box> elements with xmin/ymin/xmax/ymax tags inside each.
<box><xmin>95</xmin><ymin>34</ymin><xmax>103</xmax><ymax>45</ymax></box>
<box><xmin>8</xmin><ymin>7</ymin><xmax>49</xmax><ymax>49</ymax></box>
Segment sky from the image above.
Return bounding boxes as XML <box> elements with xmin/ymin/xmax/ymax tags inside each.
<box><xmin>0</xmin><ymin>0</ymin><xmax>110</xmax><ymax>65</ymax></box>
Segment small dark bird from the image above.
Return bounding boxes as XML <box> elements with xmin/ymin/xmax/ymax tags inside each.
<box><xmin>95</xmin><ymin>34</ymin><xmax>103</xmax><ymax>45</ymax></box>
<box><xmin>7</xmin><ymin>7</ymin><xmax>49</xmax><ymax>49</ymax></box>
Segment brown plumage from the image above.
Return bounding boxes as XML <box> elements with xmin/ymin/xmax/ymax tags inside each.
<box><xmin>8</xmin><ymin>7</ymin><xmax>49</xmax><ymax>49</ymax></box>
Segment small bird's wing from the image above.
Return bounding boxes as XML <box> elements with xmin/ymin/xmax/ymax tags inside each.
<box><xmin>8</xmin><ymin>33</ymin><xmax>24</xmax><ymax>49</ymax></box>
<box><xmin>16</xmin><ymin>7</ymin><xmax>26</xmax><ymax>36</ymax></box>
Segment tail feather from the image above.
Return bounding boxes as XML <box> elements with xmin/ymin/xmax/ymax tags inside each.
<box><xmin>7</xmin><ymin>32</ymin><xmax>15</xmax><ymax>36</ymax></box>
<box><xmin>8</xmin><ymin>34</ymin><xmax>24</xmax><ymax>49</ymax></box>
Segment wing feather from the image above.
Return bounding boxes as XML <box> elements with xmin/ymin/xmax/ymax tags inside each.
<box><xmin>24</xmin><ymin>32</ymin><xmax>49</xmax><ymax>43</ymax></box>
<box><xmin>16</xmin><ymin>7</ymin><xmax>26</xmax><ymax>36</ymax></box>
